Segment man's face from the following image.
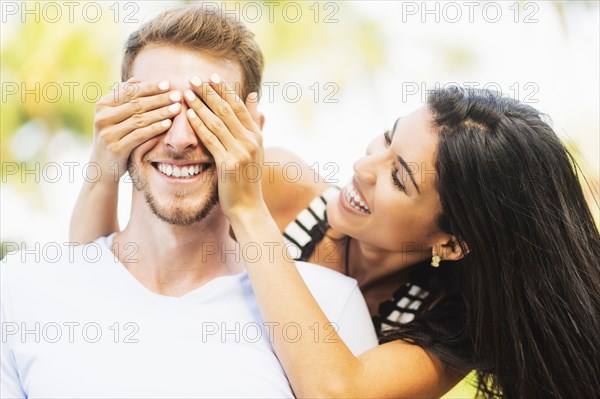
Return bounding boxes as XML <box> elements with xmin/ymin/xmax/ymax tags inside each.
<box><xmin>128</xmin><ymin>46</ymin><xmax>243</xmax><ymax>226</ymax></box>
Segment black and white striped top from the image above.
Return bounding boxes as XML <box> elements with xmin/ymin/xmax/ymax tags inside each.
<box><xmin>282</xmin><ymin>186</ymin><xmax>431</xmax><ymax>336</ymax></box>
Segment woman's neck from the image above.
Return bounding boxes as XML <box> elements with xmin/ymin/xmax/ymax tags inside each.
<box><xmin>346</xmin><ymin>236</ymin><xmax>423</xmax><ymax>290</ymax></box>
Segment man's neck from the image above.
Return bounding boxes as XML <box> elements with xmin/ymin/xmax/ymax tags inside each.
<box><xmin>112</xmin><ymin>204</ymin><xmax>244</xmax><ymax>297</ymax></box>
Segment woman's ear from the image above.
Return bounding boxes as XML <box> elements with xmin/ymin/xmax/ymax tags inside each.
<box><xmin>436</xmin><ymin>236</ymin><xmax>469</xmax><ymax>263</ymax></box>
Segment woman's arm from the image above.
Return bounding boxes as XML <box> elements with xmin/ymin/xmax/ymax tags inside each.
<box><xmin>70</xmin><ymin>79</ymin><xmax>181</xmax><ymax>242</ymax></box>
<box><xmin>70</xmin><ymin>179</ymin><xmax>120</xmax><ymax>243</ymax></box>
<box><xmin>185</xmin><ymin>76</ymin><xmax>464</xmax><ymax>398</ymax></box>
<box><xmin>231</xmin><ymin>208</ymin><xmax>463</xmax><ymax>398</ymax></box>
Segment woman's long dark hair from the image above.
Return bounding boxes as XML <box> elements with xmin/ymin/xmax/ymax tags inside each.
<box><xmin>383</xmin><ymin>87</ymin><xmax>600</xmax><ymax>398</ymax></box>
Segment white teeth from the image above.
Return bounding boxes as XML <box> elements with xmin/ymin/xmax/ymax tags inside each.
<box><xmin>156</xmin><ymin>163</ymin><xmax>207</xmax><ymax>179</ymax></box>
<box><xmin>344</xmin><ymin>184</ymin><xmax>371</xmax><ymax>214</ymax></box>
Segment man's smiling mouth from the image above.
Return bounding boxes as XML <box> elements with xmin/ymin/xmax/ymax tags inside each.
<box><xmin>153</xmin><ymin>162</ymin><xmax>213</xmax><ymax>178</ymax></box>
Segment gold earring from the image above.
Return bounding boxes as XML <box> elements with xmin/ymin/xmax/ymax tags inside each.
<box><xmin>431</xmin><ymin>247</ymin><xmax>441</xmax><ymax>268</ymax></box>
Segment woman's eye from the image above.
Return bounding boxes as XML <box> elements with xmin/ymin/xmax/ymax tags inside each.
<box><xmin>391</xmin><ymin>169</ymin><xmax>406</xmax><ymax>192</ymax></box>
<box><xmin>384</xmin><ymin>130</ymin><xmax>406</xmax><ymax>192</ymax></box>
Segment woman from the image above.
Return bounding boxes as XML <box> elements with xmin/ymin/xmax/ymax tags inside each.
<box><xmin>71</xmin><ymin>84</ymin><xmax>600</xmax><ymax>398</ymax></box>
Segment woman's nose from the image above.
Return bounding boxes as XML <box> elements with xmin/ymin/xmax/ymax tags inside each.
<box><xmin>353</xmin><ymin>153</ymin><xmax>377</xmax><ymax>186</ymax></box>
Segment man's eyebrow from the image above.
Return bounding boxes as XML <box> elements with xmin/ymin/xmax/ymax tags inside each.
<box><xmin>398</xmin><ymin>155</ymin><xmax>420</xmax><ymax>195</ymax></box>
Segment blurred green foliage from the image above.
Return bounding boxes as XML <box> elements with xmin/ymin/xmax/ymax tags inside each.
<box><xmin>1</xmin><ymin>13</ymin><xmax>123</xmax><ymax>166</ymax></box>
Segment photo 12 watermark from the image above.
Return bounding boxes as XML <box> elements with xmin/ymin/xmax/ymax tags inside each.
<box><xmin>1</xmin><ymin>80</ymin><xmax>340</xmax><ymax>105</ymax></box>
<box><xmin>1</xmin><ymin>241</ymin><xmax>139</xmax><ymax>264</ymax></box>
<box><xmin>1</xmin><ymin>160</ymin><xmax>341</xmax><ymax>185</ymax></box>
<box><xmin>401</xmin><ymin>81</ymin><xmax>540</xmax><ymax>103</ymax></box>
<box><xmin>2</xmin><ymin>321</ymin><xmax>140</xmax><ymax>344</ymax></box>
<box><xmin>1</xmin><ymin>1</ymin><xmax>140</xmax><ymax>24</ymax></box>
<box><xmin>0</xmin><ymin>1</ymin><xmax>342</xmax><ymax>25</ymax></box>
<box><xmin>399</xmin><ymin>1</ymin><xmax>540</xmax><ymax>24</ymax></box>
<box><xmin>201</xmin><ymin>321</ymin><xmax>340</xmax><ymax>344</ymax></box>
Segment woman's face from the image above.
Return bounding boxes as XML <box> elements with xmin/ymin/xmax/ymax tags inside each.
<box><xmin>327</xmin><ymin>106</ymin><xmax>446</xmax><ymax>258</ymax></box>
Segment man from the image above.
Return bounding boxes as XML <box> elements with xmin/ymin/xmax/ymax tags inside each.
<box><xmin>1</xmin><ymin>6</ymin><xmax>377</xmax><ymax>398</ymax></box>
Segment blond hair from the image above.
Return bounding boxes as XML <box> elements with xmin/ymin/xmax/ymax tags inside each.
<box><xmin>121</xmin><ymin>6</ymin><xmax>263</xmax><ymax>99</ymax></box>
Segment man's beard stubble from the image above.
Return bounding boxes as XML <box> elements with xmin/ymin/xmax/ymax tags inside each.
<box><xmin>128</xmin><ymin>158</ymin><xmax>219</xmax><ymax>227</ymax></box>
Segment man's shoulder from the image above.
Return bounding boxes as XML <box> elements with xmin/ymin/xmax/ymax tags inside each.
<box><xmin>294</xmin><ymin>261</ymin><xmax>359</xmax><ymax>320</ymax></box>
<box><xmin>295</xmin><ymin>261</ymin><xmax>357</xmax><ymax>290</ymax></box>
<box><xmin>294</xmin><ymin>261</ymin><xmax>378</xmax><ymax>355</ymax></box>
<box><xmin>1</xmin><ymin>236</ymin><xmax>115</xmax><ymax>290</ymax></box>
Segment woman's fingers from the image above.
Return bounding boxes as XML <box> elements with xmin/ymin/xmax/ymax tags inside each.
<box><xmin>107</xmin><ymin>100</ymin><xmax>181</xmax><ymax>140</ymax></box>
<box><xmin>206</xmin><ymin>74</ymin><xmax>258</xmax><ymax>132</ymax></box>
<box><xmin>188</xmin><ymin>76</ymin><xmax>247</xmax><ymax>138</ymax></box>
<box><xmin>185</xmin><ymin>108</ymin><xmax>226</xmax><ymax>161</ymax></box>
<box><xmin>92</xmin><ymin>79</ymin><xmax>179</xmax><ymax>180</ymax></box>
<box><xmin>99</xmin><ymin>79</ymin><xmax>171</xmax><ymax>107</ymax></box>
<box><xmin>183</xmin><ymin>75</ymin><xmax>266</xmax><ymax>219</ymax></box>
<box><xmin>183</xmin><ymin>88</ymin><xmax>240</xmax><ymax>151</ymax></box>
<box><xmin>98</xmin><ymin>90</ymin><xmax>181</xmax><ymax>127</ymax></box>
<box><xmin>117</xmin><ymin>119</ymin><xmax>173</xmax><ymax>155</ymax></box>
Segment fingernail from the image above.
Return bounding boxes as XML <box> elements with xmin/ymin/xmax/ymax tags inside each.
<box><xmin>161</xmin><ymin>119</ymin><xmax>172</xmax><ymax>127</ymax></box>
<box><xmin>248</xmin><ymin>92</ymin><xmax>258</xmax><ymax>102</ymax></box>
<box><xmin>168</xmin><ymin>103</ymin><xmax>181</xmax><ymax>113</ymax></box>
<box><xmin>169</xmin><ymin>91</ymin><xmax>181</xmax><ymax>102</ymax></box>
<box><xmin>158</xmin><ymin>81</ymin><xmax>170</xmax><ymax>91</ymax></box>
<box><xmin>126</xmin><ymin>77</ymin><xmax>136</xmax><ymax>83</ymax></box>
<box><xmin>186</xmin><ymin>108</ymin><xmax>197</xmax><ymax>119</ymax></box>
<box><xmin>184</xmin><ymin>89</ymin><xmax>196</xmax><ymax>102</ymax></box>
<box><xmin>210</xmin><ymin>73</ymin><xmax>221</xmax><ymax>84</ymax></box>
<box><xmin>190</xmin><ymin>75</ymin><xmax>202</xmax><ymax>87</ymax></box>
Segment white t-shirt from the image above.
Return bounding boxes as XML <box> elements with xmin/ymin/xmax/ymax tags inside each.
<box><xmin>1</xmin><ymin>235</ymin><xmax>378</xmax><ymax>398</ymax></box>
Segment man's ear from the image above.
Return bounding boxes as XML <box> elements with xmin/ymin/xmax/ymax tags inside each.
<box><xmin>436</xmin><ymin>235</ymin><xmax>469</xmax><ymax>263</ymax></box>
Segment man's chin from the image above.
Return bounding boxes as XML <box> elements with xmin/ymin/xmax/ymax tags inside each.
<box><xmin>144</xmin><ymin>191</ymin><xmax>219</xmax><ymax>227</ymax></box>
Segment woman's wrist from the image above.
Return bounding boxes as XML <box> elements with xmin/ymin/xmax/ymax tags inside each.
<box><xmin>228</xmin><ymin>202</ymin><xmax>272</xmax><ymax>229</ymax></box>
<box><xmin>80</xmin><ymin>175</ymin><xmax>120</xmax><ymax>196</ymax></box>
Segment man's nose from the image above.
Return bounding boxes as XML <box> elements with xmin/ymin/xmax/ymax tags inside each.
<box><xmin>163</xmin><ymin>101</ymin><xmax>199</xmax><ymax>151</ymax></box>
